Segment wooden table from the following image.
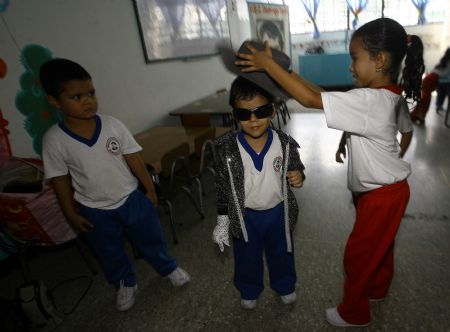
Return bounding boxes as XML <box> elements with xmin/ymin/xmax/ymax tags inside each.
<box><xmin>169</xmin><ymin>89</ymin><xmax>234</xmax><ymax>127</ymax></box>
<box><xmin>135</xmin><ymin>126</ymin><xmax>214</xmax><ymax>176</ymax></box>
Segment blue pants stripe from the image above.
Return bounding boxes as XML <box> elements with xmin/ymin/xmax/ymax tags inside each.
<box><xmin>79</xmin><ymin>190</ymin><xmax>177</xmax><ymax>288</ymax></box>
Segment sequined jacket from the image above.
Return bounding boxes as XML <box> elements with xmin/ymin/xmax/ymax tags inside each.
<box><xmin>213</xmin><ymin>129</ymin><xmax>305</xmax><ymax>252</ymax></box>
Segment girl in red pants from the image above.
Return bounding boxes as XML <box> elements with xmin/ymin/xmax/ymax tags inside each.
<box><xmin>236</xmin><ymin>18</ymin><xmax>424</xmax><ymax>327</ymax></box>
<box><xmin>411</xmin><ymin>47</ymin><xmax>450</xmax><ymax>124</ymax></box>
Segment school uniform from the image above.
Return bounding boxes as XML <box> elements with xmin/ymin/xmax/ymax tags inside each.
<box><xmin>214</xmin><ymin>128</ymin><xmax>305</xmax><ymax>300</ymax></box>
<box><xmin>43</xmin><ymin>114</ymin><xmax>177</xmax><ymax>288</ymax></box>
<box><xmin>321</xmin><ymin>87</ymin><xmax>411</xmax><ymax>324</ymax></box>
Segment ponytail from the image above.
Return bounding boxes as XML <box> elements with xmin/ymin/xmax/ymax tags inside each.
<box><xmin>401</xmin><ymin>35</ymin><xmax>424</xmax><ymax>104</ymax></box>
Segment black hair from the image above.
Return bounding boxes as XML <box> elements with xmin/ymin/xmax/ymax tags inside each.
<box><xmin>39</xmin><ymin>58</ymin><xmax>91</xmax><ymax>98</ymax></box>
<box><xmin>258</xmin><ymin>20</ymin><xmax>284</xmax><ymax>51</ymax></box>
<box><xmin>435</xmin><ymin>48</ymin><xmax>450</xmax><ymax>70</ymax></box>
<box><xmin>229</xmin><ymin>76</ymin><xmax>274</xmax><ymax>107</ymax></box>
<box><xmin>352</xmin><ymin>18</ymin><xmax>424</xmax><ymax>103</ymax></box>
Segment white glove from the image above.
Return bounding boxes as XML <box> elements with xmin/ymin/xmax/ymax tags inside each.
<box><xmin>213</xmin><ymin>215</ymin><xmax>230</xmax><ymax>252</ymax></box>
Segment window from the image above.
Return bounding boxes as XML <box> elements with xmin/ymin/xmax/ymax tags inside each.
<box><xmin>357</xmin><ymin>1</ymin><xmax>384</xmax><ymax>27</ymax></box>
<box><xmin>252</xmin><ymin>0</ymin><xmax>447</xmax><ymax>35</ymax></box>
<box><xmin>384</xmin><ymin>0</ymin><xmax>446</xmax><ymax>26</ymax></box>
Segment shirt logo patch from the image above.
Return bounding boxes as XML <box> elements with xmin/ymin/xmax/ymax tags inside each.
<box><xmin>273</xmin><ymin>156</ymin><xmax>283</xmax><ymax>172</ymax></box>
<box><xmin>106</xmin><ymin>137</ymin><xmax>121</xmax><ymax>155</ymax></box>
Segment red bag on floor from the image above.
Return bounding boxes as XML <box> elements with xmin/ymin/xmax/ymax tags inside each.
<box><xmin>0</xmin><ymin>157</ymin><xmax>77</xmax><ymax>246</ymax></box>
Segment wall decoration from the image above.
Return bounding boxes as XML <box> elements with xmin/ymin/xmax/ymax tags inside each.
<box><xmin>133</xmin><ymin>0</ymin><xmax>231</xmax><ymax>62</ymax></box>
<box><xmin>0</xmin><ymin>110</ymin><xmax>11</xmax><ymax>158</ymax></box>
<box><xmin>15</xmin><ymin>44</ymin><xmax>62</xmax><ymax>157</ymax></box>
<box><xmin>247</xmin><ymin>2</ymin><xmax>291</xmax><ymax>56</ymax></box>
<box><xmin>0</xmin><ymin>58</ymin><xmax>10</xmax><ymax>159</ymax></box>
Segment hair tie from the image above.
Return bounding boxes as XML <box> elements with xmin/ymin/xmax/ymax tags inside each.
<box><xmin>407</xmin><ymin>35</ymin><xmax>413</xmax><ymax>47</ymax></box>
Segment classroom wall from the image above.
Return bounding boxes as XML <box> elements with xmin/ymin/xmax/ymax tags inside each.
<box><xmin>0</xmin><ymin>0</ymin><xmax>236</xmax><ymax>157</ymax></box>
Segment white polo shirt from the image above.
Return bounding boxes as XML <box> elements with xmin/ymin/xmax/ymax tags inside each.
<box><xmin>322</xmin><ymin>88</ymin><xmax>411</xmax><ymax>192</ymax></box>
<box><xmin>237</xmin><ymin>128</ymin><xmax>284</xmax><ymax>210</ymax></box>
<box><xmin>43</xmin><ymin>114</ymin><xmax>142</xmax><ymax>209</ymax></box>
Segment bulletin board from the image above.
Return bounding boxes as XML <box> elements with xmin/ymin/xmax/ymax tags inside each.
<box><xmin>133</xmin><ymin>0</ymin><xmax>231</xmax><ymax>63</ymax></box>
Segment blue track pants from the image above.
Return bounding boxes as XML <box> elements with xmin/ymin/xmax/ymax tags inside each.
<box><xmin>79</xmin><ymin>190</ymin><xmax>177</xmax><ymax>288</ymax></box>
<box><xmin>233</xmin><ymin>202</ymin><xmax>296</xmax><ymax>300</ymax></box>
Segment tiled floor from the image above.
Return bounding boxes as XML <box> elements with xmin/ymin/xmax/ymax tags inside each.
<box><xmin>1</xmin><ymin>98</ymin><xmax>449</xmax><ymax>331</ymax></box>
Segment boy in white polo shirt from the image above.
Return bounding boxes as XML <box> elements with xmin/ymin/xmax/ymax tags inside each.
<box><xmin>40</xmin><ymin>58</ymin><xmax>190</xmax><ymax>312</ymax></box>
<box><xmin>213</xmin><ymin>73</ymin><xmax>305</xmax><ymax>309</ymax></box>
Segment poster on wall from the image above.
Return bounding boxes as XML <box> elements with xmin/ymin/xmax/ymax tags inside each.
<box><xmin>133</xmin><ymin>0</ymin><xmax>231</xmax><ymax>63</ymax></box>
<box><xmin>247</xmin><ymin>2</ymin><xmax>291</xmax><ymax>56</ymax></box>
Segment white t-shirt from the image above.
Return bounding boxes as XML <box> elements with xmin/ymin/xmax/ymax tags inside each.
<box><xmin>322</xmin><ymin>88</ymin><xmax>411</xmax><ymax>192</ymax></box>
<box><xmin>42</xmin><ymin>114</ymin><xmax>142</xmax><ymax>209</ymax></box>
<box><xmin>237</xmin><ymin>128</ymin><xmax>284</xmax><ymax>210</ymax></box>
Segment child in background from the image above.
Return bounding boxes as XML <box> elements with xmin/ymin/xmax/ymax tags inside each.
<box><xmin>213</xmin><ymin>71</ymin><xmax>305</xmax><ymax>309</ymax></box>
<box><xmin>236</xmin><ymin>18</ymin><xmax>423</xmax><ymax>327</ymax></box>
<box><xmin>410</xmin><ymin>47</ymin><xmax>450</xmax><ymax>124</ymax></box>
<box><xmin>40</xmin><ymin>59</ymin><xmax>190</xmax><ymax>312</ymax></box>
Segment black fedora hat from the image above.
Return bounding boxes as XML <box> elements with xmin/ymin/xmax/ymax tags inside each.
<box><xmin>219</xmin><ymin>40</ymin><xmax>291</xmax><ymax>99</ymax></box>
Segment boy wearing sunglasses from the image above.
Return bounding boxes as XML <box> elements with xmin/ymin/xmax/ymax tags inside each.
<box><xmin>213</xmin><ymin>75</ymin><xmax>305</xmax><ymax>309</ymax></box>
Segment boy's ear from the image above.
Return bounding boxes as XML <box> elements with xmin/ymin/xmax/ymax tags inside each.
<box><xmin>47</xmin><ymin>95</ymin><xmax>60</xmax><ymax>109</ymax></box>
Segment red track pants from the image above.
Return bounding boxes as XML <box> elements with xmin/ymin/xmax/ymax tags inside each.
<box><xmin>411</xmin><ymin>72</ymin><xmax>439</xmax><ymax>119</ymax></box>
<box><xmin>337</xmin><ymin>180</ymin><xmax>410</xmax><ymax>324</ymax></box>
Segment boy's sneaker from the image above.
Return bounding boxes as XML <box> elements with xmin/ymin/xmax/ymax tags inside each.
<box><xmin>116</xmin><ymin>281</ymin><xmax>137</xmax><ymax>311</ymax></box>
<box><xmin>325</xmin><ymin>307</ymin><xmax>369</xmax><ymax>327</ymax></box>
<box><xmin>280</xmin><ymin>292</ymin><xmax>297</xmax><ymax>304</ymax></box>
<box><xmin>241</xmin><ymin>299</ymin><xmax>257</xmax><ymax>310</ymax></box>
<box><xmin>167</xmin><ymin>267</ymin><xmax>190</xmax><ymax>287</ymax></box>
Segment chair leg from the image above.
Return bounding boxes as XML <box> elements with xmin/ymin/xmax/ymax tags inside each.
<box><xmin>180</xmin><ymin>185</ymin><xmax>205</xmax><ymax>219</ymax></box>
<box><xmin>278</xmin><ymin>103</ymin><xmax>287</xmax><ymax>125</ymax></box>
<box><xmin>18</xmin><ymin>248</ymin><xmax>32</xmax><ymax>282</ymax></box>
<box><xmin>163</xmin><ymin>199</ymin><xmax>178</xmax><ymax>245</ymax></box>
<box><xmin>193</xmin><ymin>176</ymin><xmax>204</xmax><ymax>214</ymax></box>
<box><xmin>75</xmin><ymin>238</ymin><xmax>98</xmax><ymax>275</ymax></box>
<box><xmin>283</xmin><ymin>101</ymin><xmax>291</xmax><ymax>119</ymax></box>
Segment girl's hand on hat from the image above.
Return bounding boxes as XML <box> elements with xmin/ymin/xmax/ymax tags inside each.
<box><xmin>235</xmin><ymin>41</ymin><xmax>273</xmax><ymax>72</ymax></box>
<box><xmin>287</xmin><ymin>170</ymin><xmax>304</xmax><ymax>188</ymax></box>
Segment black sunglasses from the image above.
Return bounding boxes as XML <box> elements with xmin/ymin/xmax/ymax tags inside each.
<box><xmin>232</xmin><ymin>103</ymin><xmax>274</xmax><ymax>121</ymax></box>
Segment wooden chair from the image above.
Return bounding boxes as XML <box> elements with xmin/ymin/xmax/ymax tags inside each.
<box><xmin>135</xmin><ymin>127</ymin><xmax>205</xmax><ymax>244</ymax></box>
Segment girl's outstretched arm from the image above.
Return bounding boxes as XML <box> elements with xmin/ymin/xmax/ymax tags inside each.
<box><xmin>236</xmin><ymin>42</ymin><xmax>324</xmax><ymax>109</ymax></box>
